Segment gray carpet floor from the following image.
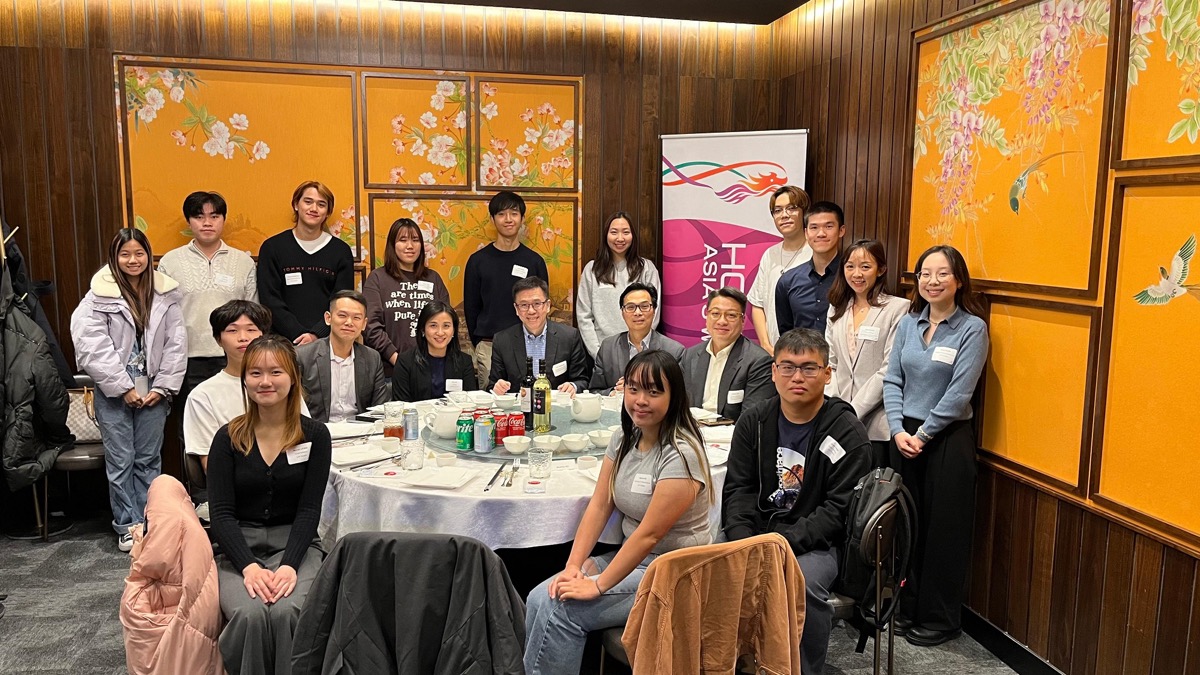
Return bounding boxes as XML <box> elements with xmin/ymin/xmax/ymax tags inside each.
<box><xmin>0</xmin><ymin>516</ymin><xmax>1016</xmax><ymax>675</ymax></box>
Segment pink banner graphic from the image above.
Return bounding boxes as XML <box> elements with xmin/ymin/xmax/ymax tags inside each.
<box><xmin>661</xmin><ymin>218</ymin><xmax>781</xmax><ymax>346</ymax></box>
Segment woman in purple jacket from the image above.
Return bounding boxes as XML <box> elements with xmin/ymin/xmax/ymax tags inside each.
<box><xmin>71</xmin><ymin>228</ymin><xmax>187</xmax><ymax>551</ymax></box>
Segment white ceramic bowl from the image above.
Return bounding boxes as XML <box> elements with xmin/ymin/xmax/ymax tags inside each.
<box><xmin>608</xmin><ymin>425</ymin><xmax>622</xmax><ymax>434</ymax></box>
<box><xmin>503</xmin><ymin>435</ymin><xmax>532</xmax><ymax>455</ymax></box>
<box><xmin>576</xmin><ymin>455</ymin><xmax>599</xmax><ymax>470</ymax></box>
<box><xmin>470</xmin><ymin>392</ymin><xmax>494</xmax><ymax>406</ymax></box>
<box><xmin>435</xmin><ymin>452</ymin><xmax>457</xmax><ymax>467</ymax></box>
<box><xmin>588</xmin><ymin>429</ymin><xmax>614</xmax><ymax>448</ymax></box>
<box><xmin>494</xmin><ymin>393</ymin><xmax>519</xmax><ymax>409</ymax></box>
<box><xmin>532</xmin><ymin>435</ymin><xmax>562</xmax><ymax>452</ymax></box>
<box><xmin>561</xmin><ymin>433</ymin><xmax>590</xmax><ymax>451</ymax></box>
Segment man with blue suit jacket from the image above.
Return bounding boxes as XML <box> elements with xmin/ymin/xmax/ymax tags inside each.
<box><xmin>489</xmin><ymin>276</ymin><xmax>590</xmax><ymax>395</ymax></box>
<box><xmin>590</xmin><ymin>282</ymin><xmax>684</xmax><ymax>394</ymax></box>
<box><xmin>679</xmin><ymin>287</ymin><xmax>773</xmax><ymax>421</ymax></box>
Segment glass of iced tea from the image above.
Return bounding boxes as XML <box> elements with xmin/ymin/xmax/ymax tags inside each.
<box><xmin>383</xmin><ymin>402</ymin><xmax>406</xmax><ymax>439</ymax></box>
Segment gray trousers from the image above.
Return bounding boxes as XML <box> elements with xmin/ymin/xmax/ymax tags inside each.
<box><xmin>798</xmin><ymin>547</ymin><xmax>840</xmax><ymax>675</ymax></box>
<box><xmin>217</xmin><ymin>524</ymin><xmax>323</xmax><ymax>675</ymax></box>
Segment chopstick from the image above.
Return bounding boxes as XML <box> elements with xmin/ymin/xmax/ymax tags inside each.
<box><xmin>482</xmin><ymin>463</ymin><xmax>506</xmax><ymax>492</ymax></box>
<box><xmin>347</xmin><ymin>453</ymin><xmax>405</xmax><ymax>473</ymax></box>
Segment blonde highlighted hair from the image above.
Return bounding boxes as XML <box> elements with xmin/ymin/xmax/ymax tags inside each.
<box><xmin>227</xmin><ymin>334</ymin><xmax>306</xmax><ymax>456</ymax></box>
<box><xmin>290</xmin><ymin>180</ymin><xmax>335</xmax><ymax>231</ymax></box>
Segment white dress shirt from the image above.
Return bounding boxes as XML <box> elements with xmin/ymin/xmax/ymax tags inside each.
<box><xmin>702</xmin><ymin>340</ymin><xmax>735</xmax><ymax>414</ymax></box>
<box><xmin>328</xmin><ymin>347</ymin><xmax>358</xmax><ymax>423</ymax></box>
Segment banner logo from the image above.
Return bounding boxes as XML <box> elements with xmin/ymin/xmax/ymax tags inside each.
<box><xmin>661</xmin><ymin>156</ymin><xmax>788</xmax><ymax>205</ymax></box>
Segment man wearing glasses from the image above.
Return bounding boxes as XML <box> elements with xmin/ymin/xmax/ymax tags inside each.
<box><xmin>589</xmin><ymin>282</ymin><xmax>684</xmax><ymax>394</ymax></box>
<box><xmin>490</xmin><ymin>276</ymin><xmax>590</xmax><ymax>395</ymax></box>
<box><xmin>748</xmin><ymin>185</ymin><xmax>812</xmax><ymax>355</ymax></box>
<box><xmin>679</xmin><ymin>287</ymin><xmax>773</xmax><ymax>421</ymax></box>
<box><xmin>775</xmin><ymin>201</ymin><xmax>846</xmax><ymax>335</ymax></box>
<box><xmin>722</xmin><ymin>328</ymin><xmax>872</xmax><ymax>675</ymax></box>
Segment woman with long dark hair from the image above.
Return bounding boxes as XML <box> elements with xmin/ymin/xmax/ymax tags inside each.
<box><xmin>882</xmin><ymin>244</ymin><xmax>989</xmax><ymax>647</ymax></box>
<box><xmin>575</xmin><ymin>211</ymin><xmax>662</xmax><ymax>357</ymax></box>
<box><xmin>824</xmin><ymin>239</ymin><xmax>909</xmax><ymax>466</ymax></box>
<box><xmin>71</xmin><ymin>228</ymin><xmax>186</xmax><ymax>551</ymax></box>
<box><xmin>391</xmin><ymin>300</ymin><xmax>478</xmax><ymax>401</ymax></box>
<box><xmin>523</xmin><ymin>350</ymin><xmax>713</xmax><ymax>674</ymax></box>
<box><xmin>364</xmin><ymin>217</ymin><xmax>451</xmax><ymax>368</ymax></box>
<box><xmin>207</xmin><ymin>335</ymin><xmax>331</xmax><ymax>674</ymax></box>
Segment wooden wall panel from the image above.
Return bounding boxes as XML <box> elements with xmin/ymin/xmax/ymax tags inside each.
<box><xmin>0</xmin><ymin>0</ymin><xmax>777</xmax><ymax>368</ymax></box>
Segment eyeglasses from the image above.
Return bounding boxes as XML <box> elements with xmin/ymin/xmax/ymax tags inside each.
<box><xmin>775</xmin><ymin>362</ymin><xmax>825</xmax><ymax>378</ymax></box>
<box><xmin>917</xmin><ymin>271</ymin><xmax>954</xmax><ymax>283</ymax></box>
<box><xmin>771</xmin><ymin>205</ymin><xmax>802</xmax><ymax>218</ymax></box>
<box><xmin>706</xmin><ymin>310</ymin><xmax>743</xmax><ymax>322</ymax></box>
<box><xmin>622</xmin><ymin>302</ymin><xmax>654</xmax><ymax>314</ymax></box>
<box><xmin>515</xmin><ymin>301</ymin><xmax>548</xmax><ymax>312</ymax></box>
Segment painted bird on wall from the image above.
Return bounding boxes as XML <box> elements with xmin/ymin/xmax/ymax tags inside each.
<box><xmin>1008</xmin><ymin>151</ymin><xmax>1083</xmax><ymax>214</ymax></box>
<box><xmin>1134</xmin><ymin>234</ymin><xmax>1197</xmax><ymax>306</ymax></box>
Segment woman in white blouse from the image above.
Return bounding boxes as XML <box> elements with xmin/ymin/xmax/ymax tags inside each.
<box><xmin>824</xmin><ymin>238</ymin><xmax>909</xmax><ymax>467</ymax></box>
<box><xmin>575</xmin><ymin>212</ymin><xmax>662</xmax><ymax>358</ymax></box>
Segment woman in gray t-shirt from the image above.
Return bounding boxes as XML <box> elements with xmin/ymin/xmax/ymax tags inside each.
<box><xmin>523</xmin><ymin>350</ymin><xmax>713</xmax><ymax>675</ymax></box>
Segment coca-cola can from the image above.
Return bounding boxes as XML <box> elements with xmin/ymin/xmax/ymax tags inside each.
<box><xmin>507</xmin><ymin>412</ymin><xmax>526</xmax><ymax>437</ymax></box>
<box><xmin>473</xmin><ymin>407</ymin><xmax>488</xmax><ymax>420</ymax></box>
<box><xmin>494</xmin><ymin>410</ymin><xmax>509</xmax><ymax>441</ymax></box>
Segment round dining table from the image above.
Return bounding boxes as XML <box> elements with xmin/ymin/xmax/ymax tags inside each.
<box><xmin>318</xmin><ymin>398</ymin><xmax>732</xmax><ymax>550</ymax></box>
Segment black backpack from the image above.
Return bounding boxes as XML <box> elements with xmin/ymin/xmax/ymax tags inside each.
<box><xmin>837</xmin><ymin>467</ymin><xmax>917</xmax><ymax>630</ymax></box>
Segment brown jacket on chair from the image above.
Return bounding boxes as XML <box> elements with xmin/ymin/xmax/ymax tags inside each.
<box><xmin>120</xmin><ymin>475</ymin><xmax>224</xmax><ymax>675</ymax></box>
<box><xmin>622</xmin><ymin>533</ymin><xmax>805</xmax><ymax>675</ymax></box>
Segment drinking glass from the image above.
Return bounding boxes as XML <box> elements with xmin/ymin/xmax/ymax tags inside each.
<box><xmin>528</xmin><ymin>449</ymin><xmax>553</xmax><ymax>479</ymax></box>
<box><xmin>384</xmin><ymin>402</ymin><xmax>405</xmax><ymax>439</ymax></box>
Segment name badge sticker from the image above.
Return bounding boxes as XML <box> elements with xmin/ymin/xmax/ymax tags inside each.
<box><xmin>512</xmin><ymin>265</ymin><xmax>529</xmax><ymax>278</ymax></box>
<box><xmin>631</xmin><ymin>473</ymin><xmax>654</xmax><ymax>495</ymax></box>
<box><xmin>728</xmin><ymin>389</ymin><xmax>745</xmax><ymax>404</ymax></box>
<box><xmin>857</xmin><ymin>325</ymin><xmax>881</xmax><ymax>342</ymax></box>
<box><xmin>286</xmin><ymin>442</ymin><xmax>313</xmax><ymax>465</ymax></box>
<box><xmin>214</xmin><ymin>273</ymin><xmax>235</xmax><ymax>288</ymax></box>
<box><xmin>818</xmin><ymin>437</ymin><xmax>846</xmax><ymax>464</ymax></box>
<box><xmin>285</xmin><ymin>272</ymin><xmax>303</xmax><ymax>286</ymax></box>
<box><xmin>416</xmin><ymin>280</ymin><xmax>434</xmax><ymax>293</ymax></box>
<box><xmin>552</xmin><ymin>361</ymin><xmax>568</xmax><ymax>377</ymax></box>
<box><xmin>445</xmin><ymin>379</ymin><xmax>463</xmax><ymax>393</ymax></box>
<box><xmin>932</xmin><ymin>347</ymin><xmax>958</xmax><ymax>365</ymax></box>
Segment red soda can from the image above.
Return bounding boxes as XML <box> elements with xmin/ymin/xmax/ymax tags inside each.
<box><xmin>473</xmin><ymin>407</ymin><xmax>487</xmax><ymax>420</ymax></box>
<box><xmin>507</xmin><ymin>412</ymin><xmax>526</xmax><ymax>437</ymax></box>
<box><xmin>494</xmin><ymin>410</ymin><xmax>509</xmax><ymax>441</ymax></box>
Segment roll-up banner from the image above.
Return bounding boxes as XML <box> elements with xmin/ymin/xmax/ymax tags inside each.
<box><xmin>660</xmin><ymin>130</ymin><xmax>809</xmax><ymax>346</ymax></box>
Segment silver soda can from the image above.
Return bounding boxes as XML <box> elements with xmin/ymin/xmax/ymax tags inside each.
<box><xmin>403</xmin><ymin>407</ymin><xmax>420</xmax><ymax>440</ymax></box>
<box><xmin>473</xmin><ymin>414</ymin><xmax>495</xmax><ymax>454</ymax></box>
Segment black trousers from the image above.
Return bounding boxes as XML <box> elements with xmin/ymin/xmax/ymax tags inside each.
<box><xmin>888</xmin><ymin>417</ymin><xmax>976</xmax><ymax>632</ymax></box>
<box><xmin>177</xmin><ymin>356</ymin><xmax>226</xmax><ymax>500</ymax></box>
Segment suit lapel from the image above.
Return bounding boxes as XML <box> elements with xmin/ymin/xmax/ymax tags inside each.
<box><xmin>718</xmin><ymin>337</ymin><xmax>744</xmax><ymax>409</ymax></box>
<box><xmin>351</xmin><ymin>344</ymin><xmax>369</xmax><ymax>409</ymax></box>
<box><xmin>317</xmin><ymin>339</ymin><xmax>333</xmax><ymax>416</ymax></box>
<box><xmin>688</xmin><ymin>346</ymin><xmax>709</xmax><ymax>406</ymax></box>
<box><xmin>542</xmin><ymin>323</ymin><xmax>558</xmax><ymax>379</ymax></box>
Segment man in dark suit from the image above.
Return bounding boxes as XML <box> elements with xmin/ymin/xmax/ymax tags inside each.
<box><xmin>489</xmin><ymin>276</ymin><xmax>590</xmax><ymax>395</ymax></box>
<box><xmin>296</xmin><ymin>290</ymin><xmax>390</xmax><ymax>423</ymax></box>
<box><xmin>590</xmin><ymin>282</ymin><xmax>685</xmax><ymax>394</ymax></box>
<box><xmin>679</xmin><ymin>287</ymin><xmax>773</xmax><ymax>421</ymax></box>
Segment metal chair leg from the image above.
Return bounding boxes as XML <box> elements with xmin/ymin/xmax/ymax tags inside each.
<box><xmin>31</xmin><ymin>476</ymin><xmax>49</xmax><ymax>542</ymax></box>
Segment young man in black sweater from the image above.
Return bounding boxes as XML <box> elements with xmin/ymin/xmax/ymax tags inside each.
<box><xmin>722</xmin><ymin>328</ymin><xmax>872</xmax><ymax>675</ymax></box>
<box><xmin>462</xmin><ymin>190</ymin><xmax>549</xmax><ymax>388</ymax></box>
<box><xmin>257</xmin><ymin>180</ymin><xmax>355</xmax><ymax>346</ymax></box>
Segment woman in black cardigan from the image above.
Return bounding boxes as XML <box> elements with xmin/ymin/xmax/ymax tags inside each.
<box><xmin>207</xmin><ymin>334</ymin><xmax>331</xmax><ymax>675</ymax></box>
<box><xmin>392</xmin><ymin>301</ymin><xmax>479</xmax><ymax>401</ymax></box>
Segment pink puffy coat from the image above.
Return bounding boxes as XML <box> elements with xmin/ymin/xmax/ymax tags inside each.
<box><xmin>120</xmin><ymin>475</ymin><xmax>224</xmax><ymax>675</ymax></box>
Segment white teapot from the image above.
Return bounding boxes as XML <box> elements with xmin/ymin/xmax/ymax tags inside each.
<box><xmin>423</xmin><ymin>402</ymin><xmax>466</xmax><ymax>439</ymax></box>
<box><xmin>571</xmin><ymin>392</ymin><xmax>602</xmax><ymax>423</ymax></box>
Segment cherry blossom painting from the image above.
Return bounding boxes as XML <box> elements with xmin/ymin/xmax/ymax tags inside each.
<box><xmin>362</xmin><ymin>75</ymin><xmax>470</xmax><ymax>189</ymax></box>
<box><xmin>475</xmin><ymin>79</ymin><xmax>579</xmax><ymax>191</ymax></box>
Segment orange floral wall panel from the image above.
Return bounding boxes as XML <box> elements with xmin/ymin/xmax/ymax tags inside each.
<box><xmin>1122</xmin><ymin>0</ymin><xmax>1200</xmax><ymax>160</ymax></box>
<box><xmin>362</xmin><ymin>74</ymin><xmax>471</xmax><ymax>189</ymax></box>
<box><xmin>475</xmin><ymin>79</ymin><xmax>579</xmax><ymax>191</ymax></box>
<box><xmin>908</xmin><ymin>0</ymin><xmax>1110</xmax><ymax>293</ymax></box>
<box><xmin>368</xmin><ymin>195</ymin><xmax>578</xmax><ymax>322</ymax></box>
<box><xmin>121</xmin><ymin>63</ymin><xmax>360</xmax><ymax>259</ymax></box>
<box><xmin>1100</xmin><ymin>184</ymin><xmax>1200</xmax><ymax>537</ymax></box>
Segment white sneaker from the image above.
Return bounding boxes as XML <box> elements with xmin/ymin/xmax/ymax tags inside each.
<box><xmin>118</xmin><ymin>532</ymin><xmax>133</xmax><ymax>552</ymax></box>
<box><xmin>195</xmin><ymin>502</ymin><xmax>210</xmax><ymax>522</ymax></box>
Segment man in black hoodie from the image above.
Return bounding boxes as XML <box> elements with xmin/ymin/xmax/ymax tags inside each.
<box><xmin>722</xmin><ymin>328</ymin><xmax>872</xmax><ymax>675</ymax></box>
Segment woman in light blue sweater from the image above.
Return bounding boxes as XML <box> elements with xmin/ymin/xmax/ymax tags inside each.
<box><xmin>882</xmin><ymin>244</ymin><xmax>988</xmax><ymax>648</ymax></box>
<box><xmin>575</xmin><ymin>212</ymin><xmax>662</xmax><ymax>358</ymax></box>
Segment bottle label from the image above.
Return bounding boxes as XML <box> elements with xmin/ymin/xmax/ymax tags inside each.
<box><xmin>521</xmin><ymin>388</ymin><xmax>532</xmax><ymax>413</ymax></box>
<box><xmin>533</xmin><ymin>390</ymin><xmax>547</xmax><ymax>415</ymax></box>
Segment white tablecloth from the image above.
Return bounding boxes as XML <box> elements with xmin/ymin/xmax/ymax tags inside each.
<box><xmin>319</xmin><ymin>455</ymin><xmax>729</xmax><ymax>550</ymax></box>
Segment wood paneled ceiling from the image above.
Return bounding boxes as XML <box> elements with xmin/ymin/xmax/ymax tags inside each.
<box><xmin>425</xmin><ymin>0</ymin><xmax>803</xmax><ymax>25</ymax></box>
